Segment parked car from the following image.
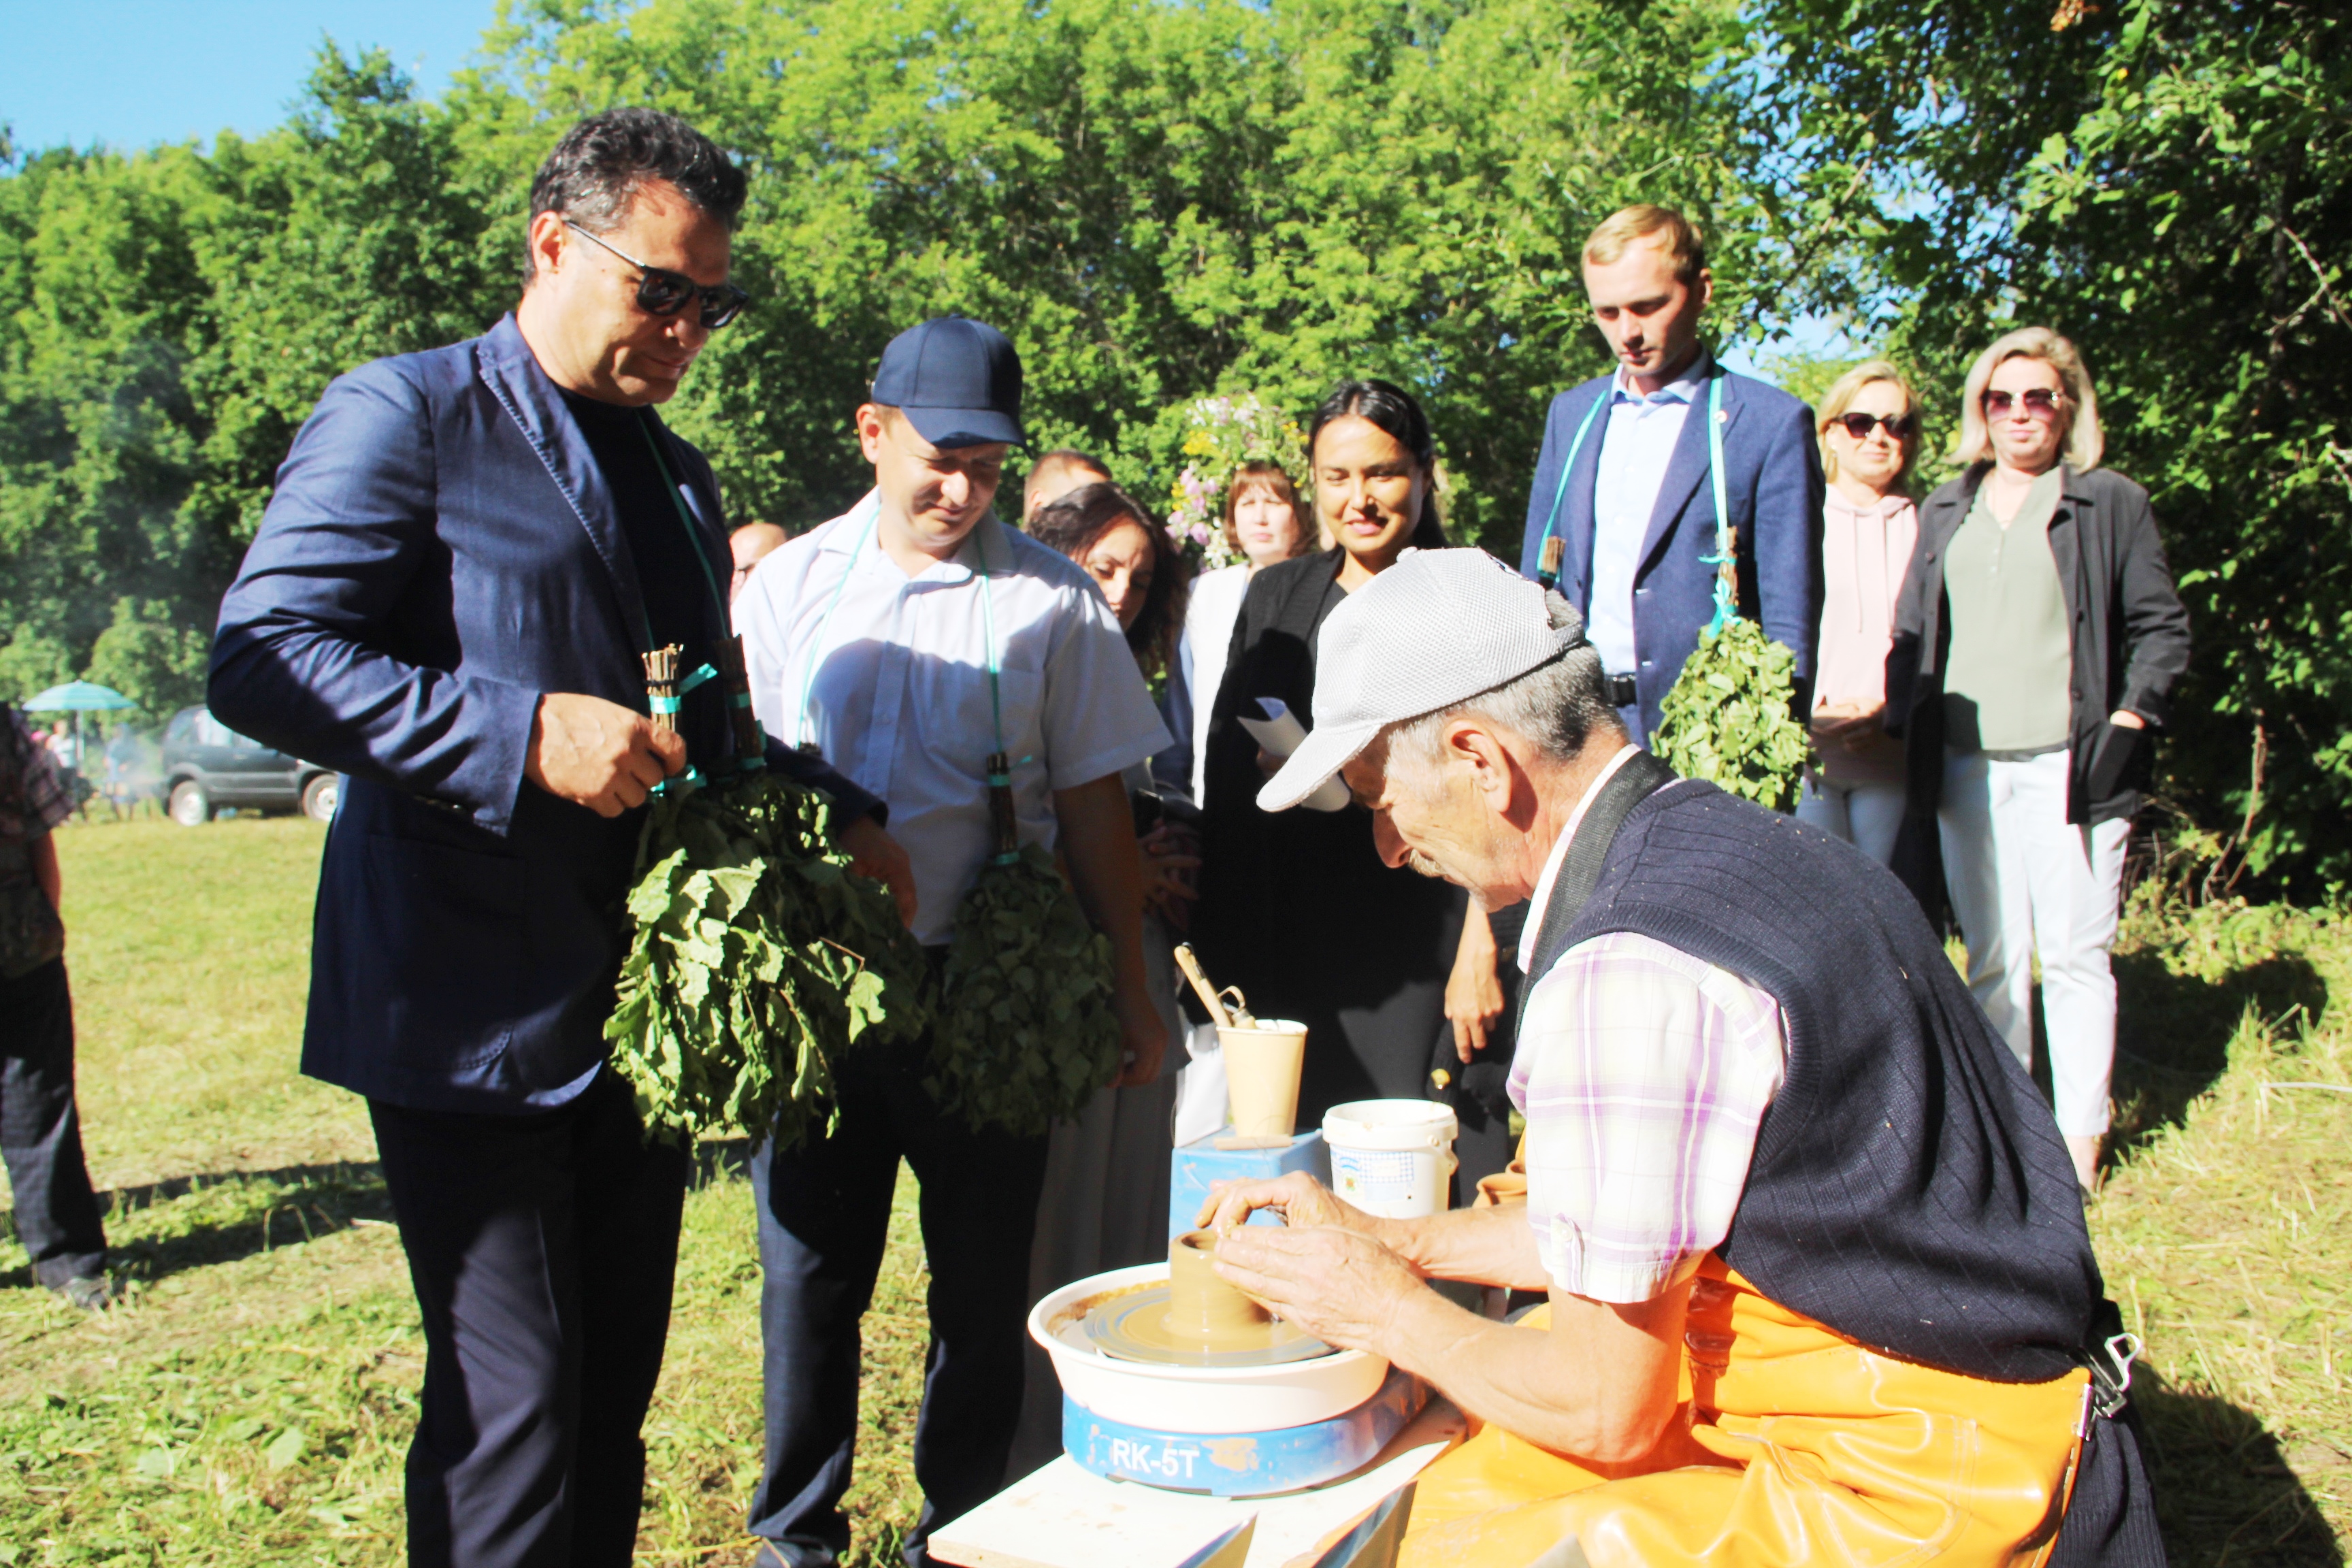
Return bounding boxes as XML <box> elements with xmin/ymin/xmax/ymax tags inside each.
<box><xmin>161</xmin><ymin>706</ymin><xmax>338</xmax><ymax>825</ymax></box>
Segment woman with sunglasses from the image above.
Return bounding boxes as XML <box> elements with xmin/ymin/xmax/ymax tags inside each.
<box><xmin>1798</xmin><ymin>361</ymin><xmax>1922</xmax><ymax>867</ymax></box>
<box><xmin>1886</xmin><ymin>327</ymin><xmax>2191</xmax><ymax>1193</ymax></box>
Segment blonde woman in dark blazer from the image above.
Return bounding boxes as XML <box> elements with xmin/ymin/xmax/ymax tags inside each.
<box><xmin>1885</xmin><ymin>327</ymin><xmax>2191</xmax><ymax>1192</ymax></box>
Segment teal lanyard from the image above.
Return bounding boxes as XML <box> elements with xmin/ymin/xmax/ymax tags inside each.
<box><xmin>971</xmin><ymin>527</ymin><xmax>1030</xmax><ymax>865</ymax></box>
<box><xmin>1531</xmin><ymin>367</ymin><xmax>1732</xmax><ymax>624</ymax></box>
<box><xmin>634</xmin><ymin>414</ymin><xmax>749</xmax><ymax>789</ymax></box>
<box><xmin>637</xmin><ymin>417</ymin><xmax>731</xmax><ymax>631</ymax></box>
<box><xmin>973</xmin><ymin>539</ymin><xmax>1008</xmax><ymax>760</ymax></box>
<box><xmin>794</xmin><ymin>505</ymin><xmax>1022</xmax><ymax>855</ymax></box>
<box><xmin>1696</xmin><ymin>372</ymin><xmax>1735</xmax><ymax>631</ymax></box>
<box><xmin>1531</xmin><ymin>392</ymin><xmax>1608</xmax><ymax>588</ymax></box>
<box><xmin>794</xmin><ymin>496</ymin><xmax>883</xmax><ymax>752</ymax></box>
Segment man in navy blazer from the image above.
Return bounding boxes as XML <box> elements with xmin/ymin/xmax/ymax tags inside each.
<box><xmin>1514</xmin><ymin>205</ymin><xmax>1823</xmax><ymax>740</ymax></box>
<box><xmin>1444</xmin><ymin>206</ymin><xmax>1827</xmax><ymax>1111</ymax></box>
<box><xmin>210</xmin><ymin>110</ymin><xmax>909</xmax><ymax>1568</ymax></box>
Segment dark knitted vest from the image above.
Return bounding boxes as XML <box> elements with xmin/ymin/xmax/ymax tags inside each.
<box><xmin>1547</xmin><ymin>779</ymin><xmax>2103</xmax><ymax>1383</ymax></box>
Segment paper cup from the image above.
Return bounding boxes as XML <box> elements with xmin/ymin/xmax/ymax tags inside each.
<box><xmin>1221</xmin><ymin>1019</ymin><xmax>1307</xmax><ymax>1139</ymax></box>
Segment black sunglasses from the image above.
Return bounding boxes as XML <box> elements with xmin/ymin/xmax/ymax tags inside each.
<box><xmin>1982</xmin><ymin>387</ymin><xmax>2063</xmax><ymax>419</ymax></box>
<box><xmin>1832</xmin><ymin>412</ymin><xmax>1916</xmax><ymax>442</ymax></box>
<box><xmin>564</xmin><ymin>220</ymin><xmax>749</xmax><ymax>329</ymax></box>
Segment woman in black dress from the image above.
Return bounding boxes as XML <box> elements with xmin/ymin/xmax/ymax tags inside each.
<box><xmin>1193</xmin><ymin>379</ymin><xmax>1463</xmax><ymax>1127</ymax></box>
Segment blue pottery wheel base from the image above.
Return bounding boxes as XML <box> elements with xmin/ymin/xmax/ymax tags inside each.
<box><xmin>1062</xmin><ymin>1367</ymin><xmax>1428</xmax><ymax>1498</ymax></box>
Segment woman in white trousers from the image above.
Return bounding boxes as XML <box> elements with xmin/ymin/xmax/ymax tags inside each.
<box><xmin>1797</xmin><ymin>361</ymin><xmax>1921</xmax><ymax>866</ymax></box>
<box><xmin>1885</xmin><ymin>328</ymin><xmax>2192</xmax><ymax>1192</ymax></box>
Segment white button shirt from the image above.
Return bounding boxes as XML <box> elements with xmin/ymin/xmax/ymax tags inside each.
<box><xmin>1587</xmin><ymin>352</ymin><xmax>1712</xmax><ymax>676</ymax></box>
<box><xmin>736</xmin><ymin>493</ymin><xmax>1170</xmax><ymax>946</ymax></box>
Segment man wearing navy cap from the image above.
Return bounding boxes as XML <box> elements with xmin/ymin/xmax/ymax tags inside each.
<box><xmin>735</xmin><ymin>316</ymin><xmax>1171</xmax><ymax>1568</ymax></box>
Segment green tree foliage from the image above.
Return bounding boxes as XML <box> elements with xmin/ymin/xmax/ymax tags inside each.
<box><xmin>0</xmin><ymin>48</ymin><xmax>506</xmax><ymax>719</ymax></box>
<box><xmin>477</xmin><ymin>0</ymin><xmax>1767</xmax><ymax>542</ymax></box>
<box><xmin>1746</xmin><ymin>0</ymin><xmax>2351</xmax><ymax>894</ymax></box>
<box><xmin>1</xmin><ymin>0</ymin><xmax>1771</xmax><ymax>706</ymax></box>
<box><xmin>4</xmin><ymin>0</ymin><xmax>2345</xmax><ymax>894</ymax></box>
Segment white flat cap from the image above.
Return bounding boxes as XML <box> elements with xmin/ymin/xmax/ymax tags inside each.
<box><xmin>1259</xmin><ymin>549</ymin><xmax>1584</xmax><ymax>812</ymax></box>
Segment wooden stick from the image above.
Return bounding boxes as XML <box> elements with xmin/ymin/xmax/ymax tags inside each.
<box><xmin>717</xmin><ymin>634</ymin><xmax>766</xmax><ymax>762</ymax></box>
<box><xmin>642</xmin><ymin>644</ymin><xmax>682</xmax><ymax>736</ymax></box>
<box><xmin>1173</xmin><ymin>944</ymin><xmax>1232</xmax><ymax>1029</ymax></box>
<box><xmin>985</xmin><ymin>751</ymin><xmax>1020</xmax><ymax>861</ymax></box>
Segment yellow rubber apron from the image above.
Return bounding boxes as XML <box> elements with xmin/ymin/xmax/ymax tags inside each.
<box><xmin>1400</xmin><ymin>1254</ymin><xmax>2091</xmax><ymax>1568</ymax></box>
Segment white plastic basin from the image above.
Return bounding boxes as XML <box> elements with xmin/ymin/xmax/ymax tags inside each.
<box><xmin>1027</xmin><ymin>1263</ymin><xmax>1390</xmax><ymax>1435</ymax></box>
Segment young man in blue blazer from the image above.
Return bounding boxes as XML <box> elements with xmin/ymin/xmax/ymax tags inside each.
<box><xmin>1514</xmin><ymin>204</ymin><xmax>1823</xmax><ymax>739</ymax></box>
<box><xmin>210</xmin><ymin>110</ymin><xmax>911</xmax><ymax>1568</ymax></box>
<box><xmin>1447</xmin><ymin>207</ymin><xmax>1826</xmax><ymax>1096</ymax></box>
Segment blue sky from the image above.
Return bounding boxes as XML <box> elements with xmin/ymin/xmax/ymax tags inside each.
<box><xmin>0</xmin><ymin>0</ymin><xmax>500</xmax><ymax>154</ymax></box>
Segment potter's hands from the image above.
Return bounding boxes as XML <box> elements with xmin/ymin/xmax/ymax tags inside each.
<box><xmin>1211</xmin><ymin>1224</ymin><xmax>1422</xmax><ymax>1356</ymax></box>
<box><xmin>526</xmin><ymin>692</ymin><xmax>686</xmax><ymax>817</ymax></box>
<box><xmin>1196</xmin><ymin>1171</ymin><xmax>1372</xmax><ymax>1237</ymax></box>
<box><xmin>1112</xmin><ymin>985</ymin><xmax>1168</xmax><ymax>1090</ymax></box>
<box><xmin>835</xmin><ymin>815</ymin><xmax>917</xmax><ymax>930</ymax></box>
<box><xmin>1446</xmin><ymin>907</ymin><xmax>1505</xmax><ymax>1062</ymax></box>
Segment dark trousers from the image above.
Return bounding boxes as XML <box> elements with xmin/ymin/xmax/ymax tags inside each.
<box><xmin>370</xmin><ymin>1067</ymin><xmax>688</xmax><ymax>1568</ymax></box>
<box><xmin>750</xmin><ymin>1030</ymin><xmax>1051</xmax><ymax>1568</ymax></box>
<box><xmin>1428</xmin><ymin>905</ymin><xmax>1526</xmax><ymax>1208</ymax></box>
<box><xmin>1</xmin><ymin>960</ymin><xmax>107</xmax><ymax>1286</ymax></box>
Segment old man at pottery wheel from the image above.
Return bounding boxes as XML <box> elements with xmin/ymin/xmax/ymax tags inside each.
<box><xmin>1196</xmin><ymin>548</ymin><xmax>2160</xmax><ymax>1568</ymax></box>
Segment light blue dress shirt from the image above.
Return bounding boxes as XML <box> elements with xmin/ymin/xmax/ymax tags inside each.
<box><xmin>1587</xmin><ymin>352</ymin><xmax>1712</xmax><ymax>675</ymax></box>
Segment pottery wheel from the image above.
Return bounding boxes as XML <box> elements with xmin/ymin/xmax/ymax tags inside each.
<box><xmin>1081</xmin><ymin>1285</ymin><xmax>1335</xmax><ymax>1368</ymax></box>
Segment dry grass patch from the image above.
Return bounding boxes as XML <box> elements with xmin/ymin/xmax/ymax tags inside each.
<box><xmin>2095</xmin><ymin>900</ymin><xmax>2351</xmax><ymax>1565</ymax></box>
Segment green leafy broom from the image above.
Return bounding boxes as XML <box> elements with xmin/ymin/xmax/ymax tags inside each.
<box><xmin>924</xmin><ymin>751</ymin><xmax>1124</xmax><ymax>1138</ymax></box>
<box><xmin>1646</xmin><ymin>391</ymin><xmax>1812</xmax><ymax>813</ymax></box>
<box><xmin>604</xmin><ymin>641</ymin><xmax>930</xmax><ymax>1148</ymax></box>
<box><xmin>1652</xmin><ymin>617</ymin><xmax>1810</xmax><ymax>812</ymax></box>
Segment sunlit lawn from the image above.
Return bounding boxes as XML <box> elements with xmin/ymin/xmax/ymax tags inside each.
<box><xmin>1</xmin><ymin>815</ymin><xmax>2347</xmax><ymax>1563</ymax></box>
<box><xmin>0</xmin><ymin>816</ymin><xmax>924</xmax><ymax>1567</ymax></box>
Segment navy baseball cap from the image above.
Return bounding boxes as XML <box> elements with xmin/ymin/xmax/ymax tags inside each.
<box><xmin>870</xmin><ymin>315</ymin><xmax>1026</xmax><ymax>449</ymax></box>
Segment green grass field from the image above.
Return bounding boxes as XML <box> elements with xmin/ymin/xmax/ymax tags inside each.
<box><xmin>3</xmin><ymin>816</ymin><xmax>2348</xmax><ymax>1564</ymax></box>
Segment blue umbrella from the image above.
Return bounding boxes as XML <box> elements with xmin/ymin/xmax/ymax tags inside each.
<box><xmin>22</xmin><ymin>681</ymin><xmax>136</xmax><ymax>713</ymax></box>
<box><xmin>22</xmin><ymin>683</ymin><xmax>141</xmax><ymax>779</ymax></box>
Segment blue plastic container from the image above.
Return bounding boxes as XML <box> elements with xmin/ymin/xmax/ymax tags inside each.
<box><xmin>1062</xmin><ymin>1367</ymin><xmax>1426</xmax><ymax>1497</ymax></box>
<box><xmin>1167</xmin><ymin>1128</ymin><xmax>1329</xmax><ymax>1241</ymax></box>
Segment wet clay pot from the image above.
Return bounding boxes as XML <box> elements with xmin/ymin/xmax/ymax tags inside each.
<box><xmin>1164</xmin><ymin>1229</ymin><xmax>1271</xmax><ymax>1345</ymax></box>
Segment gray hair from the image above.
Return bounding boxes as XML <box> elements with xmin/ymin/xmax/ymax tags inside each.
<box><xmin>1382</xmin><ymin>590</ymin><xmax>1618</xmax><ymax>775</ymax></box>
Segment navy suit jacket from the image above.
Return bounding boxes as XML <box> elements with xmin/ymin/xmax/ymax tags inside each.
<box><xmin>1515</xmin><ymin>364</ymin><xmax>1825</xmax><ymax>739</ymax></box>
<box><xmin>211</xmin><ymin>314</ymin><xmax>877</xmax><ymax>1114</ymax></box>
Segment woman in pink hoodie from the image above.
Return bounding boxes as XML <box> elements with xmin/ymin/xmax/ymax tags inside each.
<box><xmin>1797</xmin><ymin>361</ymin><xmax>1921</xmax><ymax>866</ymax></box>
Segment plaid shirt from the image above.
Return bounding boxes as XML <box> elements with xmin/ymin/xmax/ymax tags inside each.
<box><xmin>1</xmin><ymin>706</ymin><xmax>75</xmax><ymax>855</ymax></box>
<box><xmin>1507</xmin><ymin>759</ymin><xmax>1788</xmax><ymax>1305</ymax></box>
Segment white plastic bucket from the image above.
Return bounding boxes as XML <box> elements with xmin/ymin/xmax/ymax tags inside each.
<box><xmin>1322</xmin><ymin>1100</ymin><xmax>1458</xmax><ymax>1218</ymax></box>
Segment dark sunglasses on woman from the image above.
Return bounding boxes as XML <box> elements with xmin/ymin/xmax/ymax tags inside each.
<box><xmin>1982</xmin><ymin>387</ymin><xmax>2062</xmax><ymax>419</ymax></box>
<box><xmin>1833</xmin><ymin>412</ymin><xmax>1915</xmax><ymax>441</ymax></box>
<box><xmin>564</xmin><ymin>219</ymin><xmax>751</xmax><ymax>329</ymax></box>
